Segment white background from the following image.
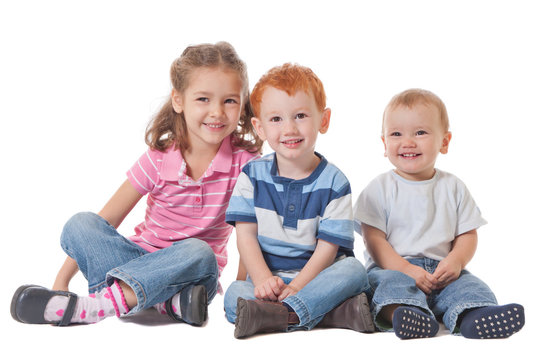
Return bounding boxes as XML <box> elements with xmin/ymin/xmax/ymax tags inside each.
<box><xmin>1</xmin><ymin>1</ymin><xmax>538</xmax><ymax>358</ymax></box>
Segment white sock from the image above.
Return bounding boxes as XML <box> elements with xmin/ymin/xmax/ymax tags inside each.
<box><xmin>44</xmin><ymin>280</ymin><xmax>129</xmax><ymax>324</ymax></box>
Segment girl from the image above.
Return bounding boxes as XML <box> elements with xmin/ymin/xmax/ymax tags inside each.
<box><xmin>11</xmin><ymin>42</ymin><xmax>262</xmax><ymax>327</ymax></box>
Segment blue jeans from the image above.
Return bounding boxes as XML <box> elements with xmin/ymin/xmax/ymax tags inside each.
<box><xmin>60</xmin><ymin>212</ymin><xmax>219</xmax><ymax>314</ymax></box>
<box><xmin>368</xmin><ymin>257</ymin><xmax>498</xmax><ymax>333</ymax></box>
<box><xmin>224</xmin><ymin>256</ymin><xmax>370</xmax><ymax>330</ymax></box>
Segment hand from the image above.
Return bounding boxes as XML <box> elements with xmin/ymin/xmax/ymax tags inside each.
<box><xmin>402</xmin><ymin>263</ymin><xmax>439</xmax><ymax>294</ymax></box>
<box><xmin>278</xmin><ymin>284</ymin><xmax>300</xmax><ymax>301</ymax></box>
<box><xmin>254</xmin><ymin>276</ymin><xmax>286</xmax><ymax>301</ymax></box>
<box><xmin>432</xmin><ymin>257</ymin><xmax>462</xmax><ymax>289</ymax></box>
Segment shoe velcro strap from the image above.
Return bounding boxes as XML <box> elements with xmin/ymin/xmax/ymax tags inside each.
<box><xmin>58</xmin><ymin>293</ymin><xmax>78</xmax><ymax>326</ymax></box>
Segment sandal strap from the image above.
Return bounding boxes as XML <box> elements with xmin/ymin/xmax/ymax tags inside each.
<box><xmin>58</xmin><ymin>293</ymin><xmax>78</xmax><ymax>326</ymax></box>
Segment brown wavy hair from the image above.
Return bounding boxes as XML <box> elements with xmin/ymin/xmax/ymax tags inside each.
<box><xmin>145</xmin><ymin>42</ymin><xmax>262</xmax><ymax>153</ymax></box>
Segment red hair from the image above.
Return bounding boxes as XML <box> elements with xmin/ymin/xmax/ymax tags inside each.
<box><xmin>250</xmin><ymin>63</ymin><xmax>326</xmax><ymax>118</ymax></box>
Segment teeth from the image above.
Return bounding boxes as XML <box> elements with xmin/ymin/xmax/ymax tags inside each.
<box><xmin>283</xmin><ymin>139</ymin><xmax>302</xmax><ymax>144</ymax></box>
<box><xmin>401</xmin><ymin>154</ymin><xmax>418</xmax><ymax>157</ymax></box>
<box><xmin>206</xmin><ymin>123</ymin><xmax>223</xmax><ymax>128</ymax></box>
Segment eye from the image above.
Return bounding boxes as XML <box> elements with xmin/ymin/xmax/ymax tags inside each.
<box><xmin>389</xmin><ymin>131</ymin><xmax>401</xmax><ymax>137</ymax></box>
<box><xmin>224</xmin><ymin>98</ymin><xmax>239</xmax><ymax>104</ymax></box>
<box><xmin>295</xmin><ymin>113</ymin><xmax>307</xmax><ymax>120</ymax></box>
<box><xmin>416</xmin><ymin>130</ymin><xmax>428</xmax><ymax>135</ymax></box>
<box><xmin>196</xmin><ymin>97</ymin><xmax>209</xmax><ymax>102</ymax></box>
<box><xmin>269</xmin><ymin>116</ymin><xmax>282</xmax><ymax>123</ymax></box>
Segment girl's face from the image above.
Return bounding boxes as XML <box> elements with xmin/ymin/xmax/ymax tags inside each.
<box><xmin>172</xmin><ymin>67</ymin><xmax>244</xmax><ymax>153</ymax></box>
<box><xmin>382</xmin><ymin>104</ymin><xmax>451</xmax><ymax>181</ymax></box>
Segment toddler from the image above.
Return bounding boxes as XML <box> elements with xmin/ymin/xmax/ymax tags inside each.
<box><xmin>354</xmin><ymin>88</ymin><xmax>525</xmax><ymax>339</ymax></box>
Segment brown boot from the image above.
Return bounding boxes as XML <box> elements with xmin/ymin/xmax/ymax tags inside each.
<box><xmin>317</xmin><ymin>293</ymin><xmax>375</xmax><ymax>332</ymax></box>
<box><xmin>234</xmin><ymin>298</ymin><xmax>289</xmax><ymax>339</ymax></box>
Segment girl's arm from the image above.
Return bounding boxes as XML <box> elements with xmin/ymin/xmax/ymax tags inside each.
<box><xmin>361</xmin><ymin>223</ymin><xmax>438</xmax><ymax>294</ymax></box>
<box><xmin>278</xmin><ymin>239</ymin><xmax>338</xmax><ymax>301</ymax></box>
<box><xmin>52</xmin><ymin>179</ymin><xmax>143</xmax><ymax>291</ymax></box>
<box><xmin>236</xmin><ymin>221</ymin><xmax>285</xmax><ymax>301</ymax></box>
<box><xmin>432</xmin><ymin>229</ymin><xmax>478</xmax><ymax>289</ymax></box>
<box><xmin>97</xmin><ymin>179</ymin><xmax>143</xmax><ymax>228</ymax></box>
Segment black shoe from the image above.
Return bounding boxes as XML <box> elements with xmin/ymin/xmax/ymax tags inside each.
<box><xmin>165</xmin><ymin>285</ymin><xmax>208</xmax><ymax>326</ymax></box>
<box><xmin>11</xmin><ymin>285</ymin><xmax>78</xmax><ymax>326</ymax></box>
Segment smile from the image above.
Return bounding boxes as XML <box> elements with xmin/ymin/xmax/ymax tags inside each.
<box><xmin>281</xmin><ymin>139</ymin><xmax>303</xmax><ymax>144</ymax></box>
<box><xmin>281</xmin><ymin>138</ymin><xmax>304</xmax><ymax>148</ymax></box>
<box><xmin>400</xmin><ymin>153</ymin><xmax>420</xmax><ymax>158</ymax></box>
<box><xmin>204</xmin><ymin>123</ymin><xmax>225</xmax><ymax>129</ymax></box>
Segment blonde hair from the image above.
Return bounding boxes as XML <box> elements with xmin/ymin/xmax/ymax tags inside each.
<box><xmin>145</xmin><ymin>42</ymin><xmax>262</xmax><ymax>153</ymax></box>
<box><xmin>383</xmin><ymin>88</ymin><xmax>449</xmax><ymax>134</ymax></box>
<box><xmin>250</xmin><ymin>63</ymin><xmax>326</xmax><ymax>118</ymax></box>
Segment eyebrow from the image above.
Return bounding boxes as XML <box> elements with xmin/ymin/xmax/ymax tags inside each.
<box><xmin>192</xmin><ymin>91</ymin><xmax>241</xmax><ymax>98</ymax></box>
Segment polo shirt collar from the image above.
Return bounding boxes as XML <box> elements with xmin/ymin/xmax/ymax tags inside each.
<box><xmin>270</xmin><ymin>152</ymin><xmax>327</xmax><ymax>185</ymax></box>
<box><xmin>161</xmin><ymin>135</ymin><xmax>233</xmax><ymax>182</ymax></box>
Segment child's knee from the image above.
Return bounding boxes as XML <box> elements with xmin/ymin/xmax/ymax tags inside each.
<box><xmin>60</xmin><ymin>212</ymin><xmax>101</xmax><ymax>251</ymax></box>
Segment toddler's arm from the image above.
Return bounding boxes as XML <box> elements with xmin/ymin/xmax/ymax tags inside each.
<box><xmin>362</xmin><ymin>223</ymin><xmax>438</xmax><ymax>294</ymax></box>
<box><xmin>52</xmin><ymin>179</ymin><xmax>143</xmax><ymax>291</ymax></box>
<box><xmin>278</xmin><ymin>239</ymin><xmax>338</xmax><ymax>301</ymax></box>
<box><xmin>236</xmin><ymin>222</ymin><xmax>285</xmax><ymax>301</ymax></box>
<box><xmin>433</xmin><ymin>229</ymin><xmax>478</xmax><ymax>289</ymax></box>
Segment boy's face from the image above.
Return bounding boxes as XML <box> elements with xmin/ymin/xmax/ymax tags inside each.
<box><xmin>252</xmin><ymin>87</ymin><xmax>330</xmax><ymax>169</ymax></box>
<box><xmin>382</xmin><ymin>103</ymin><xmax>451</xmax><ymax>181</ymax></box>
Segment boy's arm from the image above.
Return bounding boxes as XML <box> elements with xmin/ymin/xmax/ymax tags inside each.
<box><xmin>236</xmin><ymin>221</ymin><xmax>285</xmax><ymax>301</ymax></box>
<box><xmin>433</xmin><ymin>229</ymin><xmax>478</xmax><ymax>289</ymax></box>
<box><xmin>236</xmin><ymin>258</ymin><xmax>247</xmax><ymax>280</ymax></box>
<box><xmin>361</xmin><ymin>223</ymin><xmax>438</xmax><ymax>294</ymax></box>
<box><xmin>278</xmin><ymin>239</ymin><xmax>338</xmax><ymax>301</ymax></box>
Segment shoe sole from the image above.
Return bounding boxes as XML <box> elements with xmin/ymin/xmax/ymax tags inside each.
<box><xmin>353</xmin><ymin>293</ymin><xmax>376</xmax><ymax>333</ymax></box>
<box><xmin>187</xmin><ymin>285</ymin><xmax>208</xmax><ymax>326</ymax></box>
<box><xmin>234</xmin><ymin>298</ymin><xmax>249</xmax><ymax>338</ymax></box>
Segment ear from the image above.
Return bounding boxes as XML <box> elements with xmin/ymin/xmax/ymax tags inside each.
<box><xmin>171</xmin><ymin>89</ymin><xmax>183</xmax><ymax>114</ymax></box>
<box><xmin>251</xmin><ymin>117</ymin><xmax>267</xmax><ymax>141</ymax></box>
<box><xmin>319</xmin><ymin>108</ymin><xmax>331</xmax><ymax>134</ymax></box>
<box><xmin>440</xmin><ymin>131</ymin><xmax>452</xmax><ymax>154</ymax></box>
<box><xmin>381</xmin><ymin>135</ymin><xmax>388</xmax><ymax>157</ymax></box>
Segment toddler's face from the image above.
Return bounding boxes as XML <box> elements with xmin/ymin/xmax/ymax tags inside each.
<box><xmin>382</xmin><ymin>103</ymin><xmax>451</xmax><ymax>181</ymax></box>
<box><xmin>252</xmin><ymin>87</ymin><xmax>330</xmax><ymax>171</ymax></box>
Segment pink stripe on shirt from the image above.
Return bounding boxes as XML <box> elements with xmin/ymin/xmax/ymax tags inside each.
<box><xmin>126</xmin><ymin>135</ymin><xmax>259</xmax><ymax>274</ymax></box>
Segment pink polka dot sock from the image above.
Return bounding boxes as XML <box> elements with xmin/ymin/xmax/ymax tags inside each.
<box><xmin>154</xmin><ymin>293</ymin><xmax>182</xmax><ymax>318</ymax></box>
<box><xmin>44</xmin><ymin>280</ymin><xmax>130</xmax><ymax>324</ymax></box>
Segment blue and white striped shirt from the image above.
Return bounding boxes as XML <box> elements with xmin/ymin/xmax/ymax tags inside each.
<box><xmin>226</xmin><ymin>153</ymin><xmax>355</xmax><ymax>271</ymax></box>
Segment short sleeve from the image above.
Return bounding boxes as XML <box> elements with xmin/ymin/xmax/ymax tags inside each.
<box><xmin>353</xmin><ymin>177</ymin><xmax>388</xmax><ymax>236</ymax></box>
<box><xmin>225</xmin><ymin>170</ymin><xmax>257</xmax><ymax>226</ymax></box>
<box><xmin>126</xmin><ymin>148</ymin><xmax>162</xmax><ymax>195</ymax></box>
<box><xmin>318</xmin><ymin>178</ymin><xmax>355</xmax><ymax>249</ymax></box>
<box><xmin>455</xmin><ymin>180</ymin><xmax>487</xmax><ymax>235</ymax></box>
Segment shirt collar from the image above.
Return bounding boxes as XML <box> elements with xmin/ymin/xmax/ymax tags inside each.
<box><xmin>161</xmin><ymin>135</ymin><xmax>233</xmax><ymax>182</ymax></box>
<box><xmin>270</xmin><ymin>152</ymin><xmax>327</xmax><ymax>185</ymax></box>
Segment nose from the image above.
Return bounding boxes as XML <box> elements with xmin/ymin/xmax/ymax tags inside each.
<box><xmin>282</xmin><ymin>118</ymin><xmax>298</xmax><ymax>134</ymax></box>
<box><xmin>402</xmin><ymin>135</ymin><xmax>416</xmax><ymax>147</ymax></box>
<box><xmin>210</xmin><ymin>102</ymin><xmax>224</xmax><ymax>117</ymax></box>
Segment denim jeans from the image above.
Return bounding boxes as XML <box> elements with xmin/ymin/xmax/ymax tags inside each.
<box><xmin>60</xmin><ymin>212</ymin><xmax>219</xmax><ymax>314</ymax></box>
<box><xmin>224</xmin><ymin>256</ymin><xmax>370</xmax><ymax>330</ymax></box>
<box><xmin>368</xmin><ymin>257</ymin><xmax>498</xmax><ymax>333</ymax></box>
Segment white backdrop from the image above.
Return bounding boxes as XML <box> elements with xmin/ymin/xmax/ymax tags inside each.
<box><xmin>1</xmin><ymin>1</ymin><xmax>538</xmax><ymax>358</ymax></box>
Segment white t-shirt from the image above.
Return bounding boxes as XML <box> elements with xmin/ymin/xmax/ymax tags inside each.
<box><xmin>353</xmin><ymin>169</ymin><xmax>487</xmax><ymax>270</ymax></box>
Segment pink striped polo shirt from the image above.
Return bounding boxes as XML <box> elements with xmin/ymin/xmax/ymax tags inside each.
<box><xmin>126</xmin><ymin>135</ymin><xmax>259</xmax><ymax>275</ymax></box>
